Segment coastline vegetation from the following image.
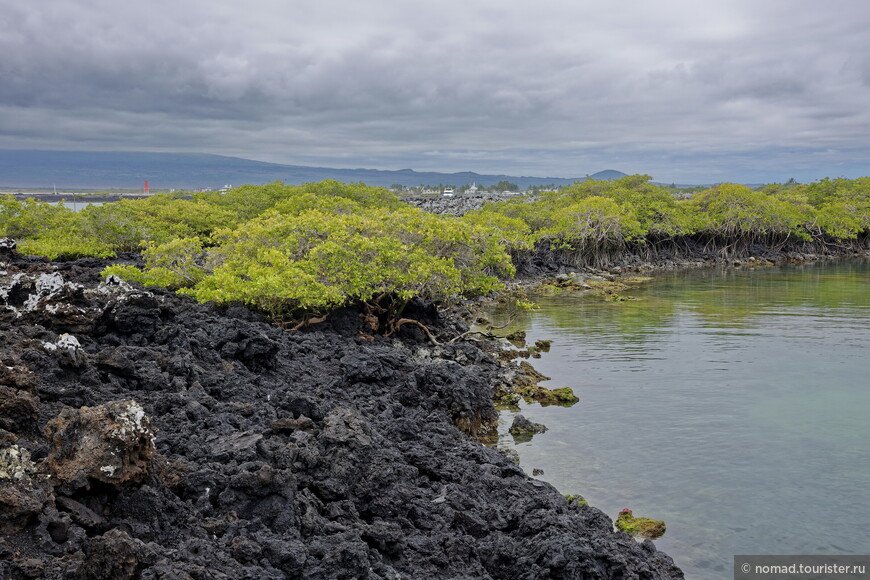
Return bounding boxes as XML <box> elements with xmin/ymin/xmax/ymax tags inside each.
<box><xmin>2</xmin><ymin>176</ymin><xmax>868</xmax><ymax>324</ymax></box>
<box><xmin>471</xmin><ymin>175</ymin><xmax>870</xmax><ymax>268</ymax></box>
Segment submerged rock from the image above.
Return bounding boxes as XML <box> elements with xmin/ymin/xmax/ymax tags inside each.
<box><xmin>496</xmin><ymin>446</ymin><xmax>521</xmax><ymax>464</ymax></box>
<box><xmin>505</xmin><ymin>330</ymin><xmax>527</xmax><ymax>348</ymax></box>
<box><xmin>516</xmin><ymin>384</ymin><xmax>580</xmax><ymax>406</ymax></box>
<box><xmin>509</xmin><ymin>413</ymin><xmax>548</xmax><ymax>443</ymax></box>
<box><xmin>534</xmin><ymin>339</ymin><xmax>552</xmax><ymax>351</ymax></box>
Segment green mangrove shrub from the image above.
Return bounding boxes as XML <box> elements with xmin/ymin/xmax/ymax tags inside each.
<box><xmin>105</xmin><ymin>204</ymin><xmax>517</xmax><ymax>322</ymax></box>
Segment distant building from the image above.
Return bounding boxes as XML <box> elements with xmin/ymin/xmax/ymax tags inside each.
<box><xmin>442</xmin><ymin>187</ymin><xmax>455</xmax><ymax>197</ymax></box>
<box><xmin>467</xmin><ymin>182</ymin><xmax>479</xmax><ymax>194</ymax></box>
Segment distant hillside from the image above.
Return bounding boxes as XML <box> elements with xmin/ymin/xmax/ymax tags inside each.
<box><xmin>588</xmin><ymin>169</ymin><xmax>627</xmax><ymax>181</ymax></box>
<box><xmin>0</xmin><ymin>150</ymin><xmax>627</xmax><ymax>190</ymax></box>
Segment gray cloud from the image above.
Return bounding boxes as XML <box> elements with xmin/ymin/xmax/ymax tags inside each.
<box><xmin>1</xmin><ymin>0</ymin><xmax>869</xmax><ymax>182</ymax></box>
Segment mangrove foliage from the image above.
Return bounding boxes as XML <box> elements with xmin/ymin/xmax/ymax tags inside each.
<box><xmin>2</xmin><ymin>176</ymin><xmax>869</xmax><ymax>323</ymax></box>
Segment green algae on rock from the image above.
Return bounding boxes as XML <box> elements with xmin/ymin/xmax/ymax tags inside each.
<box><xmin>615</xmin><ymin>508</ymin><xmax>667</xmax><ymax>539</ymax></box>
<box><xmin>533</xmin><ymin>339</ymin><xmax>552</xmax><ymax>352</ymax></box>
<box><xmin>516</xmin><ymin>384</ymin><xmax>579</xmax><ymax>406</ymax></box>
<box><xmin>565</xmin><ymin>494</ymin><xmax>588</xmax><ymax>508</ymax></box>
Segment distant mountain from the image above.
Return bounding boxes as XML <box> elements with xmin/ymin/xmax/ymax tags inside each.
<box><xmin>0</xmin><ymin>150</ymin><xmax>626</xmax><ymax>190</ymax></box>
<box><xmin>588</xmin><ymin>169</ymin><xmax>627</xmax><ymax>181</ymax></box>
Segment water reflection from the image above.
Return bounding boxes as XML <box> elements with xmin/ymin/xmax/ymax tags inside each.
<box><xmin>485</xmin><ymin>259</ymin><xmax>870</xmax><ymax>579</ymax></box>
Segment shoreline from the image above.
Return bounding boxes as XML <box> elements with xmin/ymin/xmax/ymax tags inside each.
<box><xmin>500</xmin><ymin>242</ymin><xmax>870</xmax><ymax>296</ymax></box>
<box><xmin>3</xmin><ymin>236</ymin><xmax>867</xmax><ymax>578</ymax></box>
<box><xmin>0</xmin><ymin>245</ymin><xmax>684</xmax><ymax>579</ymax></box>
<box><xmin>482</xmin><ymin>254</ymin><xmax>870</xmax><ymax>580</ymax></box>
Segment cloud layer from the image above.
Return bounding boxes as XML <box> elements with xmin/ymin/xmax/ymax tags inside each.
<box><xmin>2</xmin><ymin>0</ymin><xmax>869</xmax><ymax>182</ymax></box>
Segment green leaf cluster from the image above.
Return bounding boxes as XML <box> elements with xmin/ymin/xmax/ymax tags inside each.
<box><xmin>476</xmin><ymin>175</ymin><xmax>870</xmax><ymax>247</ymax></box>
<box><xmin>194</xmin><ymin>179</ymin><xmax>404</xmax><ymax>221</ymax></box>
<box><xmin>474</xmin><ymin>175</ymin><xmax>697</xmax><ymax>247</ymax></box>
<box><xmin>94</xmin><ymin>182</ymin><xmax>516</xmax><ymax>319</ymax></box>
<box><xmin>689</xmin><ymin>183</ymin><xmax>813</xmax><ymax>240</ymax></box>
<box><xmin>0</xmin><ymin>193</ymin><xmax>236</xmax><ymax>258</ymax></box>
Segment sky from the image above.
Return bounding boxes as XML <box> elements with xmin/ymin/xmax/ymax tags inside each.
<box><xmin>2</xmin><ymin>0</ymin><xmax>869</xmax><ymax>183</ymax></box>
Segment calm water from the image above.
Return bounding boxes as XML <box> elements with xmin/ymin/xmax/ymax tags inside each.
<box><xmin>46</xmin><ymin>201</ymin><xmax>104</xmax><ymax>211</ymax></box>
<box><xmin>490</xmin><ymin>259</ymin><xmax>870</xmax><ymax>579</ymax></box>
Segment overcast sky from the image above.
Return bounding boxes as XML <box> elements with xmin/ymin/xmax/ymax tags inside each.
<box><xmin>2</xmin><ymin>0</ymin><xmax>869</xmax><ymax>183</ymax></box>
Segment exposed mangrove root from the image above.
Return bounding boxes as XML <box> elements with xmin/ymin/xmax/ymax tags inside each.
<box><xmin>515</xmin><ymin>234</ymin><xmax>870</xmax><ymax>276</ymax></box>
<box><xmin>385</xmin><ymin>317</ymin><xmax>440</xmax><ymax>345</ymax></box>
<box><xmin>283</xmin><ymin>313</ymin><xmax>329</xmax><ymax>331</ymax></box>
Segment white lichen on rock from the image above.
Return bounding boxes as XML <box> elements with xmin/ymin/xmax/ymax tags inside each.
<box><xmin>0</xmin><ymin>445</ymin><xmax>39</xmax><ymax>487</ymax></box>
<box><xmin>56</xmin><ymin>333</ymin><xmax>82</xmax><ymax>350</ymax></box>
<box><xmin>112</xmin><ymin>401</ymin><xmax>150</xmax><ymax>439</ymax></box>
<box><xmin>23</xmin><ymin>273</ymin><xmax>67</xmax><ymax>311</ymax></box>
<box><xmin>42</xmin><ymin>333</ymin><xmax>86</xmax><ymax>366</ymax></box>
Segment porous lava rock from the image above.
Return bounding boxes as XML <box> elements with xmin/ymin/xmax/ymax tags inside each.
<box><xmin>0</xmin><ymin>387</ymin><xmax>39</xmax><ymax>434</ymax></box>
<box><xmin>508</xmin><ymin>413</ymin><xmax>548</xmax><ymax>443</ymax></box>
<box><xmin>0</xmin><ymin>445</ymin><xmax>53</xmax><ymax>533</ymax></box>
<box><xmin>43</xmin><ymin>400</ymin><xmax>156</xmax><ymax>492</ymax></box>
<box><xmin>0</xmin><ymin>251</ymin><xmax>684</xmax><ymax>579</ymax></box>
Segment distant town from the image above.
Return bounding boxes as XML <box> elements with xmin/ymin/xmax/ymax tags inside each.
<box><xmin>1</xmin><ymin>179</ymin><xmax>564</xmax><ymax>203</ymax></box>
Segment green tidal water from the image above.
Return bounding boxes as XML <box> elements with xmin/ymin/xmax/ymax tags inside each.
<box><xmin>490</xmin><ymin>259</ymin><xmax>870</xmax><ymax>579</ymax></box>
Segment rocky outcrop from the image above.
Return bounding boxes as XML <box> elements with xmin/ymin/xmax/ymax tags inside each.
<box><xmin>0</xmin><ymin>251</ymin><xmax>683</xmax><ymax>579</ymax></box>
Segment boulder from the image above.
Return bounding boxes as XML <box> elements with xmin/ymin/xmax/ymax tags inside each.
<box><xmin>44</xmin><ymin>400</ymin><xmax>156</xmax><ymax>492</ymax></box>
<box><xmin>508</xmin><ymin>414</ymin><xmax>548</xmax><ymax>440</ymax></box>
<box><xmin>42</xmin><ymin>333</ymin><xmax>87</xmax><ymax>368</ymax></box>
<box><xmin>509</xmin><ymin>413</ymin><xmax>548</xmax><ymax>443</ymax></box>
